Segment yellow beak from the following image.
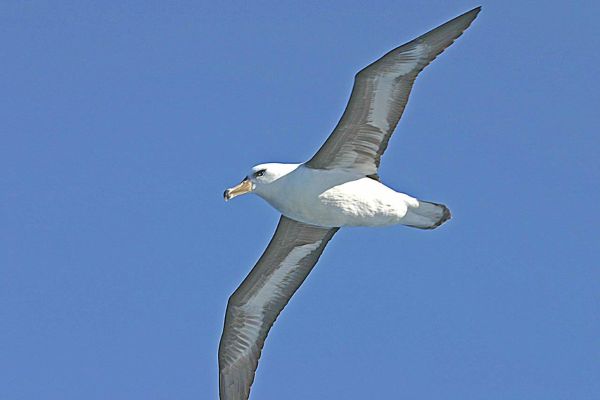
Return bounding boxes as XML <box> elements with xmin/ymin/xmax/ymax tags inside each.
<box><xmin>224</xmin><ymin>179</ymin><xmax>253</xmax><ymax>201</ymax></box>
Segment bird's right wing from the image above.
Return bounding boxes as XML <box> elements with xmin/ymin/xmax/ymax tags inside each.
<box><xmin>218</xmin><ymin>215</ymin><xmax>338</xmax><ymax>400</ymax></box>
<box><xmin>306</xmin><ymin>7</ymin><xmax>480</xmax><ymax>176</ymax></box>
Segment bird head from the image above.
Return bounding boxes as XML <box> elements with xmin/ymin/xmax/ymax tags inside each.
<box><xmin>224</xmin><ymin>163</ymin><xmax>299</xmax><ymax>201</ymax></box>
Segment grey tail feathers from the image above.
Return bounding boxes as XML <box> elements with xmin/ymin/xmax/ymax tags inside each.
<box><xmin>404</xmin><ymin>200</ymin><xmax>451</xmax><ymax>230</ymax></box>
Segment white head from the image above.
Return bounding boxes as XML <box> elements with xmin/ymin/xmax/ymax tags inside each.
<box><xmin>224</xmin><ymin>163</ymin><xmax>300</xmax><ymax>201</ymax></box>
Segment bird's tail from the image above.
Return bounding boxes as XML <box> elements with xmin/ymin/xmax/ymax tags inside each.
<box><xmin>403</xmin><ymin>200</ymin><xmax>451</xmax><ymax>229</ymax></box>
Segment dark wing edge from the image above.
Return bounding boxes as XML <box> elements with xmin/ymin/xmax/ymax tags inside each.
<box><xmin>218</xmin><ymin>216</ymin><xmax>339</xmax><ymax>400</ymax></box>
<box><xmin>305</xmin><ymin>6</ymin><xmax>481</xmax><ymax>176</ymax></box>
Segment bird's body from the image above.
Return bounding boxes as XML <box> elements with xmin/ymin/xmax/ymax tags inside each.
<box><xmin>219</xmin><ymin>7</ymin><xmax>481</xmax><ymax>399</ymax></box>
<box><xmin>253</xmin><ymin>163</ymin><xmax>444</xmax><ymax>228</ymax></box>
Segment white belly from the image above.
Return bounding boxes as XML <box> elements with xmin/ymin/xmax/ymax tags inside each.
<box><xmin>257</xmin><ymin>166</ymin><xmax>418</xmax><ymax>228</ymax></box>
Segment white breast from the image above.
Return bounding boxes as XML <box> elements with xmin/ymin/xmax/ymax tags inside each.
<box><xmin>258</xmin><ymin>166</ymin><xmax>415</xmax><ymax>228</ymax></box>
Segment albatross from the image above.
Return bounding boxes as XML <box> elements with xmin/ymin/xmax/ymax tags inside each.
<box><xmin>219</xmin><ymin>7</ymin><xmax>480</xmax><ymax>399</ymax></box>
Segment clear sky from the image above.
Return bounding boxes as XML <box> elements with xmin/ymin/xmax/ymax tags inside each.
<box><xmin>2</xmin><ymin>1</ymin><xmax>599</xmax><ymax>399</ymax></box>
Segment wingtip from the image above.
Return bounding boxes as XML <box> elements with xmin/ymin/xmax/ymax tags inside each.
<box><xmin>460</xmin><ymin>6</ymin><xmax>481</xmax><ymax>17</ymax></box>
<box><xmin>440</xmin><ymin>6</ymin><xmax>481</xmax><ymax>40</ymax></box>
<box><xmin>468</xmin><ymin>6</ymin><xmax>482</xmax><ymax>18</ymax></box>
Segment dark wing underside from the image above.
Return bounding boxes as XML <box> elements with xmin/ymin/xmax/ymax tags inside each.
<box><xmin>219</xmin><ymin>216</ymin><xmax>338</xmax><ymax>400</ymax></box>
<box><xmin>306</xmin><ymin>7</ymin><xmax>480</xmax><ymax>176</ymax></box>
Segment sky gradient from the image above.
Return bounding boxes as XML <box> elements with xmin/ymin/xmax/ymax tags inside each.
<box><xmin>2</xmin><ymin>1</ymin><xmax>599</xmax><ymax>399</ymax></box>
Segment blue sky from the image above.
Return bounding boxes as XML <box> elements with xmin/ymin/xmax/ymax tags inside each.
<box><xmin>2</xmin><ymin>1</ymin><xmax>599</xmax><ymax>399</ymax></box>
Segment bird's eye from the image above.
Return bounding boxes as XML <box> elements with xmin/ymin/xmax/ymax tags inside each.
<box><xmin>254</xmin><ymin>169</ymin><xmax>266</xmax><ymax>178</ymax></box>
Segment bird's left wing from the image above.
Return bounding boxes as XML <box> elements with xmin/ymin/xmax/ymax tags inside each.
<box><xmin>305</xmin><ymin>7</ymin><xmax>480</xmax><ymax>176</ymax></box>
<box><xmin>219</xmin><ymin>215</ymin><xmax>338</xmax><ymax>400</ymax></box>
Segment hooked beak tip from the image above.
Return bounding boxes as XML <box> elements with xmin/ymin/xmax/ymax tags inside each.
<box><xmin>224</xmin><ymin>178</ymin><xmax>252</xmax><ymax>202</ymax></box>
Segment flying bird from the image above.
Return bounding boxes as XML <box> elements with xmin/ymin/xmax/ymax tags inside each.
<box><xmin>219</xmin><ymin>7</ymin><xmax>480</xmax><ymax>399</ymax></box>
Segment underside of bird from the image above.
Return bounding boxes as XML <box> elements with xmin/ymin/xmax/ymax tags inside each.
<box><xmin>219</xmin><ymin>6</ymin><xmax>480</xmax><ymax>400</ymax></box>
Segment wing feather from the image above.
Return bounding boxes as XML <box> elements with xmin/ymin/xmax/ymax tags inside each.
<box><xmin>306</xmin><ymin>7</ymin><xmax>480</xmax><ymax>175</ymax></box>
<box><xmin>219</xmin><ymin>216</ymin><xmax>338</xmax><ymax>400</ymax></box>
